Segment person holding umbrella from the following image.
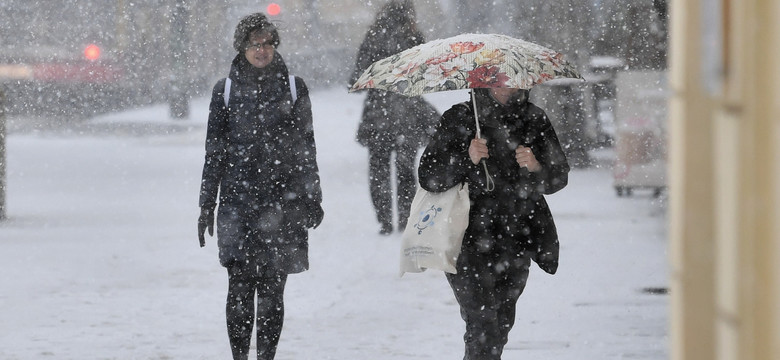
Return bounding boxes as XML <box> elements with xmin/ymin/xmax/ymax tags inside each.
<box><xmin>349</xmin><ymin>0</ymin><xmax>440</xmax><ymax>235</ymax></box>
<box><xmin>197</xmin><ymin>12</ymin><xmax>323</xmax><ymax>360</ymax></box>
<box><xmin>418</xmin><ymin>86</ymin><xmax>570</xmax><ymax>359</ymax></box>
<box><xmin>350</xmin><ymin>32</ymin><xmax>580</xmax><ymax>359</ymax></box>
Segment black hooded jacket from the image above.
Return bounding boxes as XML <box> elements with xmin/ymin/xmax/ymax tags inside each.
<box><xmin>349</xmin><ymin>0</ymin><xmax>424</xmax><ymax>86</ymax></box>
<box><xmin>418</xmin><ymin>90</ymin><xmax>569</xmax><ymax>273</ymax></box>
<box><xmin>199</xmin><ymin>53</ymin><xmax>322</xmax><ymax>229</ymax></box>
<box><xmin>349</xmin><ymin>0</ymin><xmax>437</xmax><ymax>148</ymax></box>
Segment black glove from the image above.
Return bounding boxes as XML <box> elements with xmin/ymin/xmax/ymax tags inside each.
<box><xmin>304</xmin><ymin>202</ymin><xmax>324</xmax><ymax>229</ymax></box>
<box><xmin>197</xmin><ymin>207</ymin><xmax>214</xmax><ymax>247</ymax></box>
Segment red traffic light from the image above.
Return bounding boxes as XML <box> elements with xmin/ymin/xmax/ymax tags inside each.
<box><xmin>84</xmin><ymin>44</ymin><xmax>101</xmax><ymax>60</ymax></box>
<box><xmin>267</xmin><ymin>3</ymin><xmax>281</xmax><ymax>16</ymax></box>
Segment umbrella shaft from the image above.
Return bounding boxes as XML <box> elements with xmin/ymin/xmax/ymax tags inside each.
<box><xmin>471</xmin><ymin>89</ymin><xmax>481</xmax><ymax>139</ymax></box>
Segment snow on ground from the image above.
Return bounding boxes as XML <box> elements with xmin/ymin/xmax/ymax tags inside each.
<box><xmin>0</xmin><ymin>87</ymin><xmax>668</xmax><ymax>359</ymax></box>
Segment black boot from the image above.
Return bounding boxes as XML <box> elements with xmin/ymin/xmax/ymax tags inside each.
<box><xmin>379</xmin><ymin>223</ymin><xmax>393</xmax><ymax>235</ymax></box>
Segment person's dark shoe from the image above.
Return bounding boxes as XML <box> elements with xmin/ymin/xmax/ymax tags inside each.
<box><xmin>379</xmin><ymin>223</ymin><xmax>393</xmax><ymax>235</ymax></box>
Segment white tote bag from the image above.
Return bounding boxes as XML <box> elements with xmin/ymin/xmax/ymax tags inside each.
<box><xmin>400</xmin><ymin>183</ymin><xmax>470</xmax><ymax>276</ymax></box>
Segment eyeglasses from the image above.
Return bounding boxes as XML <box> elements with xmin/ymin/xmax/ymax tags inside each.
<box><xmin>246</xmin><ymin>40</ymin><xmax>275</xmax><ymax>51</ymax></box>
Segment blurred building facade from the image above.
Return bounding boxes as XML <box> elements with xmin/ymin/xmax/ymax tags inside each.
<box><xmin>247</xmin><ymin>0</ymin><xmax>668</xmax><ymax>88</ymax></box>
<box><xmin>227</xmin><ymin>0</ymin><xmax>449</xmax><ymax>88</ymax></box>
<box><xmin>0</xmin><ymin>0</ymin><xmax>228</xmax><ymax>115</ymax></box>
<box><xmin>1</xmin><ymin>0</ymin><xmax>668</xmax><ymax>115</ymax></box>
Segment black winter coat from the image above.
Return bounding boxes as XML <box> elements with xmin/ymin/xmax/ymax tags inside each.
<box><xmin>355</xmin><ymin>91</ymin><xmax>439</xmax><ymax>148</ymax></box>
<box><xmin>199</xmin><ymin>53</ymin><xmax>323</xmax><ymax>270</ymax></box>
<box><xmin>418</xmin><ymin>90</ymin><xmax>569</xmax><ymax>274</ymax></box>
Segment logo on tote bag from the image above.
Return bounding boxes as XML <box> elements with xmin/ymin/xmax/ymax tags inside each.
<box><xmin>413</xmin><ymin>205</ymin><xmax>442</xmax><ymax>234</ymax></box>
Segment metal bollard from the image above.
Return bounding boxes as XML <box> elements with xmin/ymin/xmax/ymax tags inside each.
<box><xmin>0</xmin><ymin>89</ymin><xmax>5</xmax><ymax>220</ymax></box>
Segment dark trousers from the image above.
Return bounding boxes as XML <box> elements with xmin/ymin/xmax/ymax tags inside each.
<box><xmin>368</xmin><ymin>141</ymin><xmax>417</xmax><ymax>230</ymax></box>
<box><xmin>446</xmin><ymin>241</ymin><xmax>532</xmax><ymax>360</ymax></box>
<box><xmin>226</xmin><ymin>265</ymin><xmax>288</xmax><ymax>360</ymax></box>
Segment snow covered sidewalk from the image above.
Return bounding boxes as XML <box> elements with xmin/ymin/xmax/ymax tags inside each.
<box><xmin>0</xmin><ymin>88</ymin><xmax>668</xmax><ymax>359</ymax></box>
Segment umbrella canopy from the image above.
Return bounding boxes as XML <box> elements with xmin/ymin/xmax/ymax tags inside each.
<box><xmin>349</xmin><ymin>33</ymin><xmax>583</xmax><ymax>97</ymax></box>
<box><xmin>350</xmin><ymin>33</ymin><xmax>583</xmax><ymax>191</ymax></box>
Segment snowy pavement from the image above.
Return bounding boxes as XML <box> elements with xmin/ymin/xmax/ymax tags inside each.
<box><xmin>0</xmin><ymin>87</ymin><xmax>668</xmax><ymax>359</ymax></box>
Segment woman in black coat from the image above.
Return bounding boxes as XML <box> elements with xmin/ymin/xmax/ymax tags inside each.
<box><xmin>197</xmin><ymin>13</ymin><xmax>323</xmax><ymax>360</ymax></box>
<box><xmin>418</xmin><ymin>88</ymin><xmax>569</xmax><ymax>360</ymax></box>
<box><xmin>350</xmin><ymin>0</ymin><xmax>439</xmax><ymax>235</ymax></box>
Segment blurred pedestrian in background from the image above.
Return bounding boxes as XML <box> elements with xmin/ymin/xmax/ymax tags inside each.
<box><xmin>197</xmin><ymin>12</ymin><xmax>323</xmax><ymax>360</ymax></box>
<box><xmin>349</xmin><ymin>0</ymin><xmax>440</xmax><ymax>235</ymax></box>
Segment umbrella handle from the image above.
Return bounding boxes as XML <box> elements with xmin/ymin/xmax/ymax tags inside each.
<box><xmin>471</xmin><ymin>89</ymin><xmax>494</xmax><ymax>191</ymax></box>
<box><xmin>471</xmin><ymin>89</ymin><xmax>481</xmax><ymax>139</ymax></box>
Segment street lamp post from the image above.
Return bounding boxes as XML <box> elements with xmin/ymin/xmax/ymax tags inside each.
<box><xmin>0</xmin><ymin>89</ymin><xmax>6</xmax><ymax>220</ymax></box>
<box><xmin>169</xmin><ymin>0</ymin><xmax>189</xmax><ymax>119</ymax></box>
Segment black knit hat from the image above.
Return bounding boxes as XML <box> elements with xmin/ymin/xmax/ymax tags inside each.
<box><xmin>233</xmin><ymin>13</ymin><xmax>280</xmax><ymax>52</ymax></box>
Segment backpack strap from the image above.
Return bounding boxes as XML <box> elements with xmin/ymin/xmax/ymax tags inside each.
<box><xmin>223</xmin><ymin>78</ymin><xmax>231</xmax><ymax>108</ymax></box>
<box><xmin>222</xmin><ymin>75</ymin><xmax>297</xmax><ymax>108</ymax></box>
<box><xmin>289</xmin><ymin>74</ymin><xmax>297</xmax><ymax>103</ymax></box>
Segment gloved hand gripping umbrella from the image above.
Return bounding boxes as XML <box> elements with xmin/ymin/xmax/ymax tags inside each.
<box><xmin>349</xmin><ymin>33</ymin><xmax>583</xmax><ymax>188</ymax></box>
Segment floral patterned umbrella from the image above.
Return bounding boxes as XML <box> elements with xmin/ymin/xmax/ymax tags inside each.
<box><xmin>349</xmin><ymin>33</ymin><xmax>583</xmax><ymax>96</ymax></box>
<box><xmin>350</xmin><ymin>34</ymin><xmax>583</xmax><ymax>191</ymax></box>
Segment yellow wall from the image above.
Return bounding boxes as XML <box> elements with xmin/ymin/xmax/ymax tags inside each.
<box><xmin>668</xmin><ymin>0</ymin><xmax>716</xmax><ymax>357</ymax></box>
<box><xmin>670</xmin><ymin>0</ymin><xmax>779</xmax><ymax>359</ymax></box>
